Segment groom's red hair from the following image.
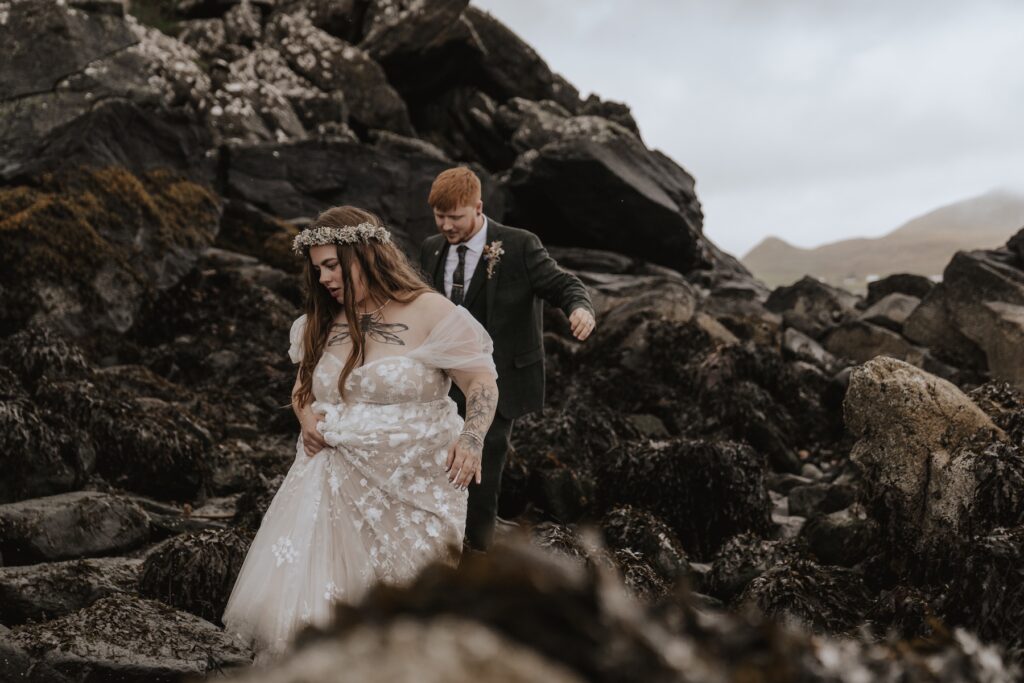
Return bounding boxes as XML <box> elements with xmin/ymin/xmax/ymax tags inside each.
<box><xmin>428</xmin><ymin>167</ymin><xmax>481</xmax><ymax>210</ymax></box>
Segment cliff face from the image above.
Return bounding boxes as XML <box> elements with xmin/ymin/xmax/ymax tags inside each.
<box><xmin>2</xmin><ymin>2</ymin><xmax>1024</xmax><ymax>681</ymax></box>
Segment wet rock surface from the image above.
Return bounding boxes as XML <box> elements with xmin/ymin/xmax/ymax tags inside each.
<box><xmin>1</xmin><ymin>0</ymin><xmax>1023</xmax><ymax>679</ymax></box>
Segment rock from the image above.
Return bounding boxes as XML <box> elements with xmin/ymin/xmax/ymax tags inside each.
<box><xmin>457</xmin><ymin>7</ymin><xmax>556</xmax><ymax>103</ymax></box>
<box><xmin>787</xmin><ymin>481</ymin><xmax>856</xmax><ymax>518</ymax></box>
<box><xmin>5</xmin><ymin>593</ymin><xmax>252</xmax><ymax>678</ymax></box>
<box><xmin>0</xmin><ymin>165</ymin><xmax>220</xmax><ymax>337</ymax></box>
<box><xmin>0</xmin><ymin>492</ymin><xmax>150</xmax><ymax>566</ymax></box>
<box><xmin>0</xmin><ymin>557</ymin><xmax>142</xmax><ymax>625</ymax></box>
<box><xmin>226</xmin><ymin>137</ymin><xmax>477</xmax><ymax>249</ymax></box>
<box><xmin>499</xmin><ymin>109</ymin><xmax>732</xmax><ymax>276</ymax></box>
<box><xmin>782</xmin><ymin>327</ymin><xmax>837</xmax><ymax>370</ymax></box>
<box><xmin>595</xmin><ymin>439</ymin><xmax>773</xmax><ymax>561</ymax></box>
<box><xmin>844</xmin><ymin>357</ymin><xmax>1007</xmax><ymax>576</ymax></box>
<box><xmin>738</xmin><ymin>558</ymin><xmax>873</xmax><ymax>635</ymax></box>
<box><xmin>904</xmin><ymin>248</ymin><xmax>1024</xmax><ymax>381</ymax></box>
<box><xmin>858</xmin><ymin>292</ymin><xmax>920</xmax><ymax>332</ymax></box>
<box><xmin>766</xmin><ymin>276</ymin><xmax>862</xmax><ymax>340</ymax></box>
<box><xmin>266</xmin><ymin>9</ymin><xmax>413</xmax><ymax>135</ymax></box>
<box><xmin>866</xmin><ymin>273</ymin><xmax>935</xmax><ymax>306</ymax></box>
<box><xmin>0</xmin><ymin>0</ymin><xmax>136</xmax><ymax>100</ymax></box>
<box><xmin>1009</xmin><ymin>227</ymin><xmax>1024</xmax><ymax>267</ymax></box>
<box><xmin>178</xmin><ymin>17</ymin><xmax>228</xmax><ymax>60</ymax></box>
<box><xmin>824</xmin><ymin>320</ymin><xmax>930</xmax><ymax>367</ymax></box>
<box><xmin>800</xmin><ymin>463</ymin><xmax>824</xmax><ymax>480</ymax></box>
<box><xmin>579</xmin><ymin>94</ymin><xmax>642</xmax><ymax>139</ymax></box>
<box><xmin>801</xmin><ymin>505</ymin><xmax>880</xmax><ymax>568</ymax></box>
<box><xmin>625</xmin><ymin>414</ymin><xmax>670</xmax><ymax>439</ymax></box>
<box><xmin>410</xmin><ymin>86</ymin><xmax>517</xmax><ymax>171</ymax></box>
<box><xmin>599</xmin><ymin>505</ymin><xmax>690</xmax><ymax>583</ymax></box>
<box><xmin>228</xmin><ymin>48</ymin><xmax>350</xmax><ymax>137</ymax></box>
<box><xmin>224</xmin><ymin>0</ymin><xmax>262</xmax><ymax>45</ymax></box>
<box><xmin>361</xmin><ymin>0</ymin><xmax>469</xmax><ymax>64</ymax></box>
<box><xmin>139</xmin><ymin>528</ymin><xmax>252</xmax><ymax>622</ymax></box>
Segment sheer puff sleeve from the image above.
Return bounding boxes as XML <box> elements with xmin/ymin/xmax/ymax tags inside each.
<box><xmin>288</xmin><ymin>314</ymin><xmax>307</xmax><ymax>364</ymax></box>
<box><xmin>410</xmin><ymin>307</ymin><xmax>497</xmax><ymax>379</ymax></box>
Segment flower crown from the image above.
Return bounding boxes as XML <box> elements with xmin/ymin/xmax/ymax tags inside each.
<box><xmin>292</xmin><ymin>222</ymin><xmax>392</xmax><ymax>254</ymax></box>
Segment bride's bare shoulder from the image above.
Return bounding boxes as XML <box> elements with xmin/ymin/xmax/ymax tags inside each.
<box><xmin>409</xmin><ymin>291</ymin><xmax>456</xmax><ymax>325</ymax></box>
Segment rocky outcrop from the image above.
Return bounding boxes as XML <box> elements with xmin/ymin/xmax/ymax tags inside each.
<box><xmin>0</xmin><ymin>492</ymin><xmax>150</xmax><ymax>566</ymax></box>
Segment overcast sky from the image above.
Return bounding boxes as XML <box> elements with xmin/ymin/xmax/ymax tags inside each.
<box><xmin>473</xmin><ymin>0</ymin><xmax>1024</xmax><ymax>257</ymax></box>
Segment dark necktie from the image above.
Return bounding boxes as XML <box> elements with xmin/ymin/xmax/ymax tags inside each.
<box><xmin>450</xmin><ymin>244</ymin><xmax>468</xmax><ymax>305</ymax></box>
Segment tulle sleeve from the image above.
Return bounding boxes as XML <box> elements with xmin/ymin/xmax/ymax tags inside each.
<box><xmin>410</xmin><ymin>307</ymin><xmax>497</xmax><ymax>378</ymax></box>
<box><xmin>288</xmin><ymin>314</ymin><xmax>307</xmax><ymax>364</ymax></box>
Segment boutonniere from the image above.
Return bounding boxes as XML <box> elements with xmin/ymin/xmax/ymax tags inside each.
<box><xmin>482</xmin><ymin>240</ymin><xmax>504</xmax><ymax>279</ymax></box>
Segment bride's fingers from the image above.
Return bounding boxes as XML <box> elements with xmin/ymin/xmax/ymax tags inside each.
<box><xmin>446</xmin><ymin>443</ymin><xmax>457</xmax><ymax>472</ymax></box>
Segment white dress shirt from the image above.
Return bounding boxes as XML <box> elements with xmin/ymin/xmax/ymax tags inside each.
<box><xmin>443</xmin><ymin>217</ymin><xmax>489</xmax><ymax>299</ymax></box>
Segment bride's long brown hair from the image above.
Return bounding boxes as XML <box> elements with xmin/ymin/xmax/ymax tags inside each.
<box><xmin>294</xmin><ymin>206</ymin><xmax>432</xmax><ymax>405</ymax></box>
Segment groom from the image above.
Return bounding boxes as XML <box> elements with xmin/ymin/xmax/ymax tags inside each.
<box><xmin>419</xmin><ymin>167</ymin><xmax>597</xmax><ymax>551</ymax></box>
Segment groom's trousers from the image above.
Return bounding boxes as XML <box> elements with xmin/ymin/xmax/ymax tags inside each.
<box><xmin>455</xmin><ymin>395</ymin><xmax>514</xmax><ymax>551</ymax></box>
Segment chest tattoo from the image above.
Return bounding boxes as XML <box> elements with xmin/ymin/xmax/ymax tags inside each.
<box><xmin>329</xmin><ymin>311</ymin><xmax>409</xmax><ymax>347</ymax></box>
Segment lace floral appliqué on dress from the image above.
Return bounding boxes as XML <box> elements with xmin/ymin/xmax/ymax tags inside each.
<box><xmin>222</xmin><ymin>307</ymin><xmax>496</xmax><ymax>663</ymax></box>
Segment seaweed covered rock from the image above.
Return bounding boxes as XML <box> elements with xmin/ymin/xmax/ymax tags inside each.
<box><xmin>4</xmin><ymin>593</ymin><xmax>252</xmax><ymax>680</ymax></box>
<box><xmin>0</xmin><ymin>166</ymin><xmax>220</xmax><ymax>338</ymax></box>
<box><xmin>0</xmin><ymin>557</ymin><xmax>142</xmax><ymax>626</ymax></box>
<box><xmin>845</xmin><ymin>357</ymin><xmax>1007</xmax><ymax>576</ymax></box>
<box><xmin>595</xmin><ymin>438</ymin><xmax>773</xmax><ymax>561</ymax></box>
<box><xmin>600</xmin><ymin>505</ymin><xmax>690</xmax><ymax>584</ymax></box>
<box><xmin>943</xmin><ymin>524</ymin><xmax>1024</xmax><ymax>664</ymax></box>
<box><xmin>0</xmin><ymin>492</ymin><xmax>150</xmax><ymax>566</ymax></box>
<box><xmin>139</xmin><ymin>528</ymin><xmax>253</xmax><ymax>622</ymax></box>
<box><xmin>738</xmin><ymin>558</ymin><xmax>873</xmax><ymax>635</ymax></box>
<box><xmin>800</xmin><ymin>504</ymin><xmax>880</xmax><ymax>568</ymax></box>
<box><xmin>0</xmin><ymin>366</ymin><xmax>84</xmax><ymax>504</ymax></box>
<box><xmin>970</xmin><ymin>382</ymin><xmax>1024</xmax><ymax>445</ymax></box>
<box><xmin>704</xmin><ymin>532</ymin><xmax>797</xmax><ymax>601</ymax></box>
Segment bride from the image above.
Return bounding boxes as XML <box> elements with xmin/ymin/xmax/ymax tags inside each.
<box><xmin>222</xmin><ymin>205</ymin><xmax>498</xmax><ymax>662</ymax></box>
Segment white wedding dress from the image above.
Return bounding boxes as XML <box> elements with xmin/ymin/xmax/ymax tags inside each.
<box><xmin>222</xmin><ymin>306</ymin><xmax>496</xmax><ymax>662</ymax></box>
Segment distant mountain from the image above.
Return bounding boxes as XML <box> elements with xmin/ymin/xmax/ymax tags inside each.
<box><xmin>742</xmin><ymin>190</ymin><xmax>1024</xmax><ymax>291</ymax></box>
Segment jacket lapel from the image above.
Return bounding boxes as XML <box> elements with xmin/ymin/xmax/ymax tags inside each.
<box><xmin>462</xmin><ymin>220</ymin><xmax>503</xmax><ymax>312</ymax></box>
<box><xmin>429</xmin><ymin>238</ymin><xmax>449</xmax><ymax>292</ymax></box>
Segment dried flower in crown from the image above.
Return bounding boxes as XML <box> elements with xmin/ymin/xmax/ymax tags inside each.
<box><xmin>292</xmin><ymin>222</ymin><xmax>392</xmax><ymax>254</ymax></box>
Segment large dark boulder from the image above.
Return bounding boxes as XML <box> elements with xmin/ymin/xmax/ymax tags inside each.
<box><xmin>499</xmin><ymin>111</ymin><xmax>728</xmax><ymax>276</ymax></box>
<box><xmin>226</xmin><ymin>137</ymin><xmax>495</xmax><ymax>250</ymax></box>
<box><xmin>903</xmin><ymin>248</ymin><xmax>1024</xmax><ymax>385</ymax></box>
<box><xmin>0</xmin><ymin>492</ymin><xmax>150</xmax><ymax>566</ymax></box>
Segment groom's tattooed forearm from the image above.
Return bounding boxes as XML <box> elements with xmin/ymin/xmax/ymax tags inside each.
<box><xmin>462</xmin><ymin>381</ymin><xmax>498</xmax><ymax>446</ymax></box>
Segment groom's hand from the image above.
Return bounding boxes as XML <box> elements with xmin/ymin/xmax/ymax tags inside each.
<box><xmin>447</xmin><ymin>434</ymin><xmax>483</xmax><ymax>490</ymax></box>
<box><xmin>569</xmin><ymin>308</ymin><xmax>596</xmax><ymax>341</ymax></box>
